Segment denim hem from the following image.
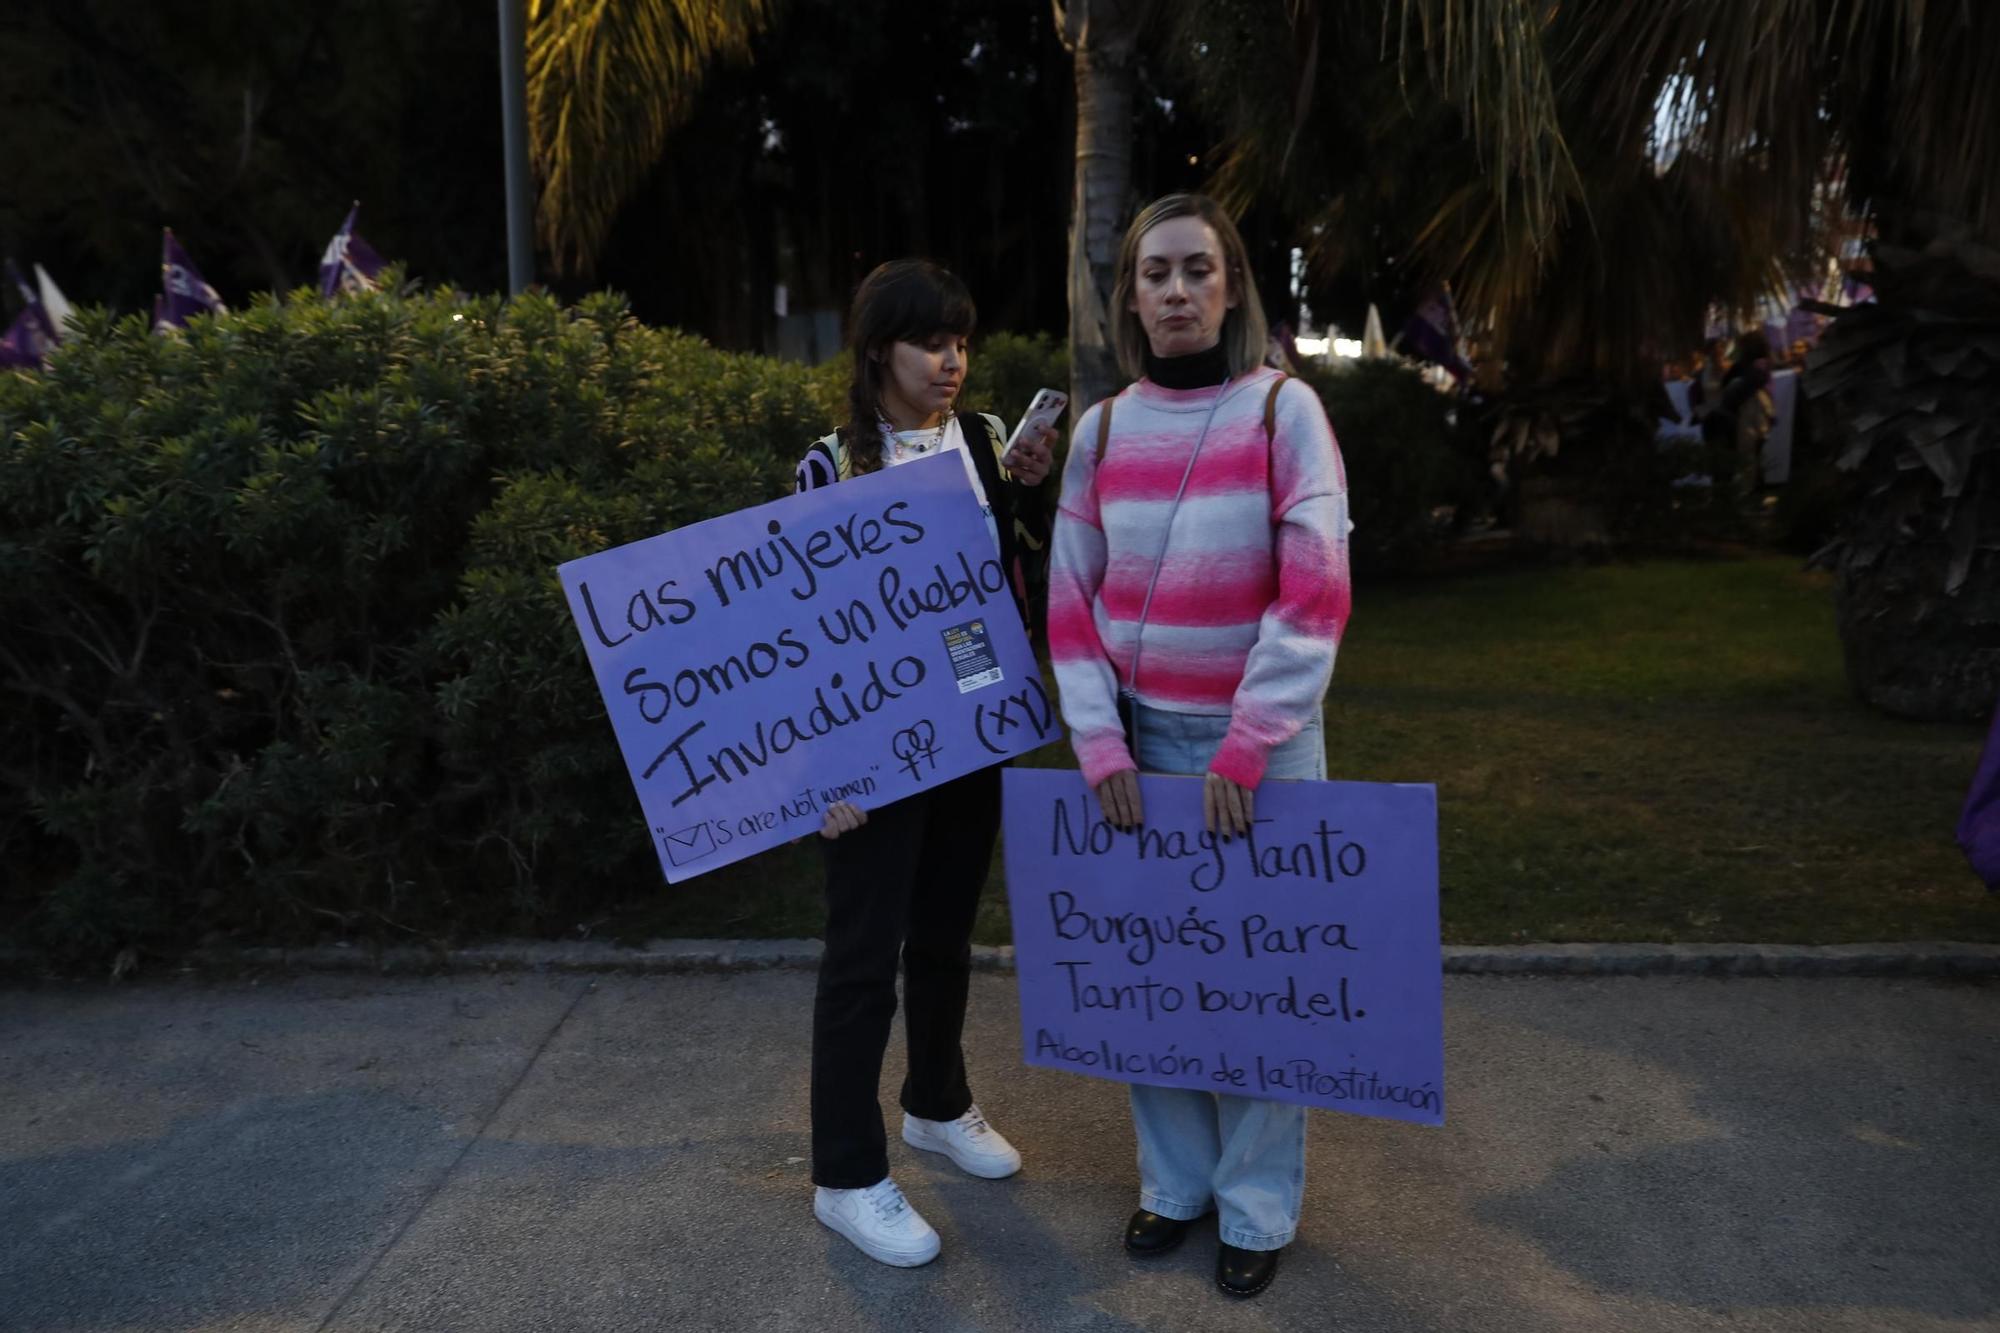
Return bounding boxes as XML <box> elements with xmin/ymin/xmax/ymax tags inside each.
<box><xmin>1218</xmin><ymin>1224</ymin><xmax>1294</xmax><ymax>1251</ymax></box>
<box><xmin>1138</xmin><ymin>1190</ymin><xmax>1211</xmax><ymax>1222</ymax></box>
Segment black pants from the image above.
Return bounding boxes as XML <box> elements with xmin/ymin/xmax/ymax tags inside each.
<box><xmin>810</xmin><ymin>763</ymin><xmax>1002</xmax><ymax>1188</ymax></box>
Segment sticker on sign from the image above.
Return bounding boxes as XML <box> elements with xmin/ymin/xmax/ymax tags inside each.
<box><xmin>941</xmin><ymin>618</ymin><xmax>1004</xmax><ymax>693</ymax></box>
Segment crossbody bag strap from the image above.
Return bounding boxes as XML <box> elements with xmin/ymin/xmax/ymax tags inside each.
<box><xmin>1122</xmin><ymin>380</ymin><xmax>1235</xmax><ymax>700</ymax></box>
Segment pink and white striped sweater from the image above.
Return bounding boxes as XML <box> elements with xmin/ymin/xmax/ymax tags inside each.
<box><xmin>1048</xmin><ymin>368</ymin><xmax>1352</xmax><ymax>789</ymax></box>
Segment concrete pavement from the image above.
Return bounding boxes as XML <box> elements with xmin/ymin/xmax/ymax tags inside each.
<box><xmin>2</xmin><ymin>969</ymin><xmax>1995</xmax><ymax>1331</ymax></box>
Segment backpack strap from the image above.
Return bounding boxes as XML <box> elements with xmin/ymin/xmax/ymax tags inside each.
<box><xmin>795</xmin><ymin>434</ymin><xmax>845</xmax><ymax>492</ymax></box>
<box><xmin>1263</xmin><ymin>373</ymin><xmax>1288</xmax><ymax>441</ymax></box>
<box><xmin>961</xmin><ymin>411</ymin><xmax>1009</xmax><ymax>528</ymax></box>
<box><xmin>1094</xmin><ymin>396</ymin><xmax>1115</xmax><ymax>466</ymax></box>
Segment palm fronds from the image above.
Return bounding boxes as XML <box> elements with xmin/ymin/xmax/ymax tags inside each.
<box><xmin>1567</xmin><ymin>0</ymin><xmax>2000</xmax><ymax>238</ymax></box>
<box><xmin>525</xmin><ymin>0</ymin><xmax>770</xmax><ymax>275</ymax></box>
<box><xmin>1389</xmin><ymin>0</ymin><xmax>1581</xmax><ymax>243</ymax></box>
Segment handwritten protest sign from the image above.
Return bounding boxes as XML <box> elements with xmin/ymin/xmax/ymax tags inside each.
<box><xmin>1004</xmin><ymin>768</ymin><xmax>1443</xmax><ymax>1126</ymax></box>
<box><xmin>559</xmin><ymin>453</ymin><xmax>1052</xmax><ymax>882</ymax></box>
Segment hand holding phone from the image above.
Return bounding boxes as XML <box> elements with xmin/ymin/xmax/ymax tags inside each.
<box><xmin>1002</xmin><ymin>388</ymin><xmax>1068</xmax><ymax>477</ymax></box>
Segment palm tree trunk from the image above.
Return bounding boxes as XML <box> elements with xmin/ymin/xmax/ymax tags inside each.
<box><xmin>1057</xmin><ymin>0</ymin><xmax>1148</xmax><ymax>418</ymax></box>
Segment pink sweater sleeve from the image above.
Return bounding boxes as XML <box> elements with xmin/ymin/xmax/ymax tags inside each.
<box><xmin>1210</xmin><ymin>381</ymin><xmax>1353</xmax><ymax>787</ymax></box>
<box><xmin>1048</xmin><ymin>402</ymin><xmax>1138</xmax><ymax>786</ymax></box>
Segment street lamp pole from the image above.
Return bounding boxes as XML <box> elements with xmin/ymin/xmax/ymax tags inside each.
<box><xmin>498</xmin><ymin>0</ymin><xmax>534</xmax><ymax>295</ymax></box>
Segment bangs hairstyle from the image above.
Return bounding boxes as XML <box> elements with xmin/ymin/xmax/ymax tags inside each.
<box><xmin>840</xmin><ymin>259</ymin><xmax>978</xmax><ymax>475</ymax></box>
<box><xmin>1110</xmin><ymin>193</ymin><xmax>1269</xmax><ymax>383</ymax></box>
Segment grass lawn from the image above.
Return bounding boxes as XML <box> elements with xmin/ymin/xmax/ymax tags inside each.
<box><xmin>604</xmin><ymin>555</ymin><xmax>1996</xmax><ymax>946</ymax></box>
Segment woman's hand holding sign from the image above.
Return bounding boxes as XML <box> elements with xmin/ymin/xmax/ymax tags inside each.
<box><xmin>820</xmin><ymin>801</ymin><xmax>868</xmax><ymax>839</ymax></box>
<box><xmin>1203</xmin><ymin>772</ymin><xmax>1254</xmax><ymax>839</ymax></box>
<box><xmin>1093</xmin><ymin>769</ymin><xmax>1143</xmax><ymax>831</ymax></box>
<box><xmin>1093</xmin><ymin>769</ymin><xmax>1255</xmax><ymax>838</ymax></box>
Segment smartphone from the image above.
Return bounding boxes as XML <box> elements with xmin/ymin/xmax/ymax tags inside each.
<box><xmin>1002</xmin><ymin>388</ymin><xmax>1069</xmax><ymax>467</ymax></box>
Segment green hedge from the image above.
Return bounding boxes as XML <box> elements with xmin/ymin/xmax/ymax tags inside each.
<box><xmin>1</xmin><ymin>293</ymin><xmax>1458</xmax><ymax>959</ymax></box>
<box><xmin>0</xmin><ymin>287</ymin><xmax>823</xmax><ymax>957</ymax></box>
<box><xmin>1297</xmin><ymin>359</ymin><xmax>1481</xmax><ymax>574</ymax></box>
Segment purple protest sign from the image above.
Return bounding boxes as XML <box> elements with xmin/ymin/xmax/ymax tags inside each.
<box><xmin>558</xmin><ymin>452</ymin><xmax>1053</xmax><ymax>882</ymax></box>
<box><xmin>1004</xmin><ymin>768</ymin><xmax>1444</xmax><ymax>1126</ymax></box>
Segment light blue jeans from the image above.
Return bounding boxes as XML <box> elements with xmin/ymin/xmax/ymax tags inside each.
<box><xmin>1127</xmin><ymin>702</ymin><xmax>1325</xmax><ymax>1251</ymax></box>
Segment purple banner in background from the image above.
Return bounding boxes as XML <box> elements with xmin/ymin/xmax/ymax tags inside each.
<box><xmin>319</xmin><ymin>203</ymin><xmax>386</xmax><ymax>298</ymax></box>
<box><xmin>155</xmin><ymin>230</ymin><xmax>226</xmax><ymax>331</ymax></box>
<box><xmin>559</xmin><ymin>453</ymin><xmax>1051</xmax><ymax>883</ymax></box>
<box><xmin>1004</xmin><ymin>768</ymin><xmax>1444</xmax><ymax>1126</ymax></box>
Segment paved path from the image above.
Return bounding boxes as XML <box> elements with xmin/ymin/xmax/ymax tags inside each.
<box><xmin>2</xmin><ymin>971</ymin><xmax>1995</xmax><ymax>1331</ymax></box>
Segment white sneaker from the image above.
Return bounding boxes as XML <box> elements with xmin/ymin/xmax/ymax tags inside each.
<box><xmin>813</xmin><ymin>1177</ymin><xmax>941</xmax><ymax>1267</ymax></box>
<box><xmin>902</xmin><ymin>1105</ymin><xmax>1023</xmax><ymax>1180</ymax></box>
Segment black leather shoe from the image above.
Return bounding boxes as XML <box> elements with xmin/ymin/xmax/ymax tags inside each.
<box><xmin>1216</xmin><ymin>1242</ymin><xmax>1281</xmax><ymax>1297</ymax></box>
<box><xmin>1122</xmin><ymin>1209</ymin><xmax>1191</xmax><ymax>1256</ymax></box>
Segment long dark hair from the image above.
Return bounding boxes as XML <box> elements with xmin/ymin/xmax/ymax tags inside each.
<box><xmin>840</xmin><ymin>260</ymin><xmax>976</xmax><ymax>476</ymax></box>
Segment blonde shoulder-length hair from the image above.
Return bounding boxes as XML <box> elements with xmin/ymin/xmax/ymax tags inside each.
<box><xmin>1109</xmin><ymin>192</ymin><xmax>1270</xmax><ymax>383</ymax></box>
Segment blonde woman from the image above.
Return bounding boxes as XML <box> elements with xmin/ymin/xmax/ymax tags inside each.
<box><xmin>1047</xmin><ymin>195</ymin><xmax>1352</xmax><ymax>1298</ymax></box>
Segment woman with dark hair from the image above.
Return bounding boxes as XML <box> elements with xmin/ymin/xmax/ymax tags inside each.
<box><xmin>794</xmin><ymin>258</ymin><xmax>1055</xmax><ymax>1268</ymax></box>
<box><xmin>1048</xmin><ymin>194</ymin><xmax>1352</xmax><ymax>1298</ymax></box>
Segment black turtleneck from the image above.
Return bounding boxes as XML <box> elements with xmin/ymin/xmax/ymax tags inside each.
<box><xmin>1144</xmin><ymin>341</ymin><xmax>1230</xmax><ymax>390</ymax></box>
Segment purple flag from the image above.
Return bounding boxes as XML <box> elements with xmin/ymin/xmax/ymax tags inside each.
<box><xmin>0</xmin><ymin>259</ymin><xmax>58</xmax><ymax>369</ymax></box>
<box><xmin>155</xmin><ymin>229</ymin><xmax>227</xmax><ymax>331</ymax></box>
<box><xmin>1399</xmin><ymin>288</ymin><xmax>1471</xmax><ymax>383</ymax></box>
<box><xmin>318</xmin><ymin>202</ymin><xmax>386</xmax><ymax>298</ymax></box>
<box><xmin>0</xmin><ymin>309</ymin><xmax>51</xmax><ymax>369</ymax></box>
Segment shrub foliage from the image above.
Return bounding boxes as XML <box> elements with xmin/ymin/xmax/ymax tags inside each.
<box><xmin>0</xmin><ymin>287</ymin><xmax>818</xmax><ymax>956</ymax></box>
<box><xmin>1</xmin><ymin>296</ymin><xmax>1466</xmax><ymax>957</ymax></box>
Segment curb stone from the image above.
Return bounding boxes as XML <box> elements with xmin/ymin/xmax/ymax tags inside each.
<box><xmin>7</xmin><ymin>939</ymin><xmax>1992</xmax><ymax>980</ymax></box>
